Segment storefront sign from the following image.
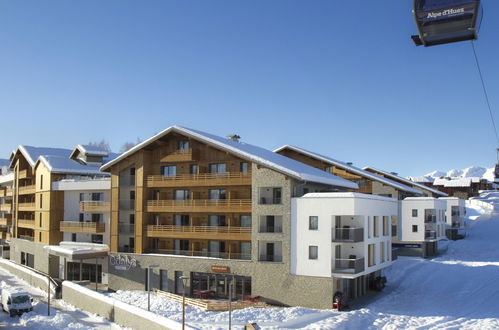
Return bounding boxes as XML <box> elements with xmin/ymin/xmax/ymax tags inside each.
<box><xmin>211</xmin><ymin>265</ymin><xmax>229</xmax><ymax>273</ymax></box>
<box><xmin>109</xmin><ymin>254</ymin><xmax>138</xmax><ymax>271</ymax></box>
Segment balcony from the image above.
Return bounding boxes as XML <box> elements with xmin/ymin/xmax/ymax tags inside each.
<box><xmin>5</xmin><ymin>189</ymin><xmax>13</xmax><ymax>197</ymax></box>
<box><xmin>80</xmin><ymin>201</ymin><xmax>111</xmax><ymax>213</ymax></box>
<box><xmin>258</xmin><ymin>254</ymin><xmax>283</xmax><ymax>262</ymax></box>
<box><xmin>332</xmin><ymin>227</ymin><xmax>364</xmax><ymax>243</ymax></box>
<box><xmin>146</xmin><ymin>172</ymin><xmax>251</xmax><ymax>188</ymax></box>
<box><xmin>60</xmin><ymin>221</ymin><xmax>106</xmax><ymax>233</ymax></box>
<box><xmin>425</xmin><ymin>230</ymin><xmax>437</xmax><ymax>240</ymax></box>
<box><xmin>146</xmin><ymin>249</ymin><xmax>251</xmax><ymax>260</ymax></box>
<box><xmin>146</xmin><ymin>199</ymin><xmax>251</xmax><ymax>213</ymax></box>
<box><xmin>0</xmin><ymin>190</ymin><xmax>4</xmax><ymax>198</ymax></box>
<box><xmin>18</xmin><ymin>202</ymin><xmax>35</xmax><ymax>212</ymax></box>
<box><xmin>18</xmin><ymin>169</ymin><xmax>32</xmax><ymax>179</ymax></box>
<box><xmin>145</xmin><ymin>225</ymin><xmax>251</xmax><ymax>241</ymax></box>
<box><xmin>0</xmin><ymin>204</ymin><xmax>12</xmax><ymax>213</ymax></box>
<box><xmin>18</xmin><ymin>185</ymin><xmax>36</xmax><ymax>195</ymax></box>
<box><xmin>19</xmin><ymin>235</ymin><xmax>34</xmax><ymax>242</ymax></box>
<box><xmin>160</xmin><ymin>148</ymin><xmax>198</xmax><ymax>162</ymax></box>
<box><xmin>425</xmin><ymin>215</ymin><xmax>436</xmax><ymax>223</ymax></box>
<box><xmin>0</xmin><ymin>217</ymin><xmax>12</xmax><ymax>226</ymax></box>
<box><xmin>333</xmin><ymin>257</ymin><xmax>365</xmax><ymax>275</ymax></box>
<box><xmin>18</xmin><ymin>219</ymin><xmax>35</xmax><ymax>229</ymax></box>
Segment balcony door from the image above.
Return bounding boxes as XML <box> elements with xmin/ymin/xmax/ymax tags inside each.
<box><xmin>266</xmin><ymin>243</ymin><xmax>274</xmax><ymax>261</ymax></box>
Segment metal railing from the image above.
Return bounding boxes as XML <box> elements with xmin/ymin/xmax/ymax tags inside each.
<box><xmin>332</xmin><ymin>227</ymin><xmax>364</xmax><ymax>242</ymax></box>
<box><xmin>425</xmin><ymin>215</ymin><xmax>437</xmax><ymax>223</ymax></box>
<box><xmin>146</xmin><ymin>249</ymin><xmax>251</xmax><ymax>260</ymax></box>
<box><xmin>333</xmin><ymin>257</ymin><xmax>365</xmax><ymax>274</ymax></box>
<box><xmin>425</xmin><ymin>230</ymin><xmax>437</xmax><ymax>239</ymax></box>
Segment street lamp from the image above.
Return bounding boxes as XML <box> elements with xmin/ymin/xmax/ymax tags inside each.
<box><xmin>228</xmin><ymin>276</ymin><xmax>234</xmax><ymax>330</ymax></box>
<box><xmin>147</xmin><ymin>265</ymin><xmax>159</xmax><ymax>311</ymax></box>
<box><xmin>47</xmin><ymin>274</ymin><xmax>51</xmax><ymax>316</ymax></box>
<box><xmin>180</xmin><ymin>275</ymin><xmax>189</xmax><ymax>330</ymax></box>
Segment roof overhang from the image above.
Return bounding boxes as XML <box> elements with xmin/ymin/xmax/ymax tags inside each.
<box><xmin>44</xmin><ymin>242</ymin><xmax>109</xmax><ymax>261</ymax></box>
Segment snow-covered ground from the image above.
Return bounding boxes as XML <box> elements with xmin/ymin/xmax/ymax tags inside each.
<box><xmin>0</xmin><ymin>267</ymin><xmax>124</xmax><ymax>329</ymax></box>
<box><xmin>109</xmin><ymin>203</ymin><xmax>499</xmax><ymax>329</ymax></box>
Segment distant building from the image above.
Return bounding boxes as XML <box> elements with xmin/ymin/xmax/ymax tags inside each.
<box><xmin>432</xmin><ymin>177</ymin><xmax>492</xmax><ymax>199</ymax></box>
<box><xmin>439</xmin><ymin>197</ymin><xmax>466</xmax><ymax>240</ymax></box>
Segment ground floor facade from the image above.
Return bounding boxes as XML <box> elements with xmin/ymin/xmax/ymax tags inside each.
<box><xmin>392</xmin><ymin>241</ymin><xmax>438</xmax><ymax>258</ymax></box>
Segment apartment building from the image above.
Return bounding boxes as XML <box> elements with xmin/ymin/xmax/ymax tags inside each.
<box><xmin>275</xmin><ymin>145</ymin><xmax>423</xmax><ymax>199</ymax></box>
<box><xmin>397</xmin><ymin>197</ymin><xmax>447</xmax><ymax>257</ymax></box>
<box><xmin>8</xmin><ymin>144</ymin><xmax>116</xmax><ymax>283</ymax></box>
<box><xmin>0</xmin><ymin>160</ymin><xmax>14</xmax><ymax>249</ymax></box>
<box><xmin>363</xmin><ymin>167</ymin><xmax>448</xmax><ymax>198</ymax></box>
<box><xmin>440</xmin><ymin>197</ymin><xmax>466</xmax><ymax>240</ymax></box>
<box><xmin>291</xmin><ymin>193</ymin><xmax>398</xmax><ymax>301</ymax></box>
<box><xmin>433</xmin><ymin>177</ymin><xmax>491</xmax><ymax>199</ymax></box>
<box><xmin>100</xmin><ymin>125</ymin><xmax>371</xmax><ymax>309</ymax></box>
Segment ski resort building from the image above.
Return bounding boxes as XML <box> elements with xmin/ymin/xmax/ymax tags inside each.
<box><xmin>7</xmin><ymin>145</ymin><xmax>116</xmax><ymax>284</ymax></box>
<box><xmin>433</xmin><ymin>177</ymin><xmax>491</xmax><ymax>199</ymax></box>
<box><xmin>440</xmin><ymin>197</ymin><xmax>466</xmax><ymax>240</ymax></box>
<box><xmin>98</xmin><ymin>125</ymin><xmax>396</xmax><ymax>308</ymax></box>
<box><xmin>0</xmin><ymin>160</ymin><xmax>14</xmax><ymax>250</ymax></box>
<box><xmin>291</xmin><ymin>193</ymin><xmax>398</xmax><ymax>300</ymax></box>
<box><xmin>395</xmin><ymin>197</ymin><xmax>447</xmax><ymax>258</ymax></box>
<box><xmin>274</xmin><ymin>145</ymin><xmax>423</xmax><ymax>200</ymax></box>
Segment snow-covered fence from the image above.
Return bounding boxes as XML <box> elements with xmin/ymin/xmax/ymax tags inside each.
<box><xmin>0</xmin><ymin>259</ymin><xmax>56</xmax><ymax>297</ymax></box>
<box><xmin>62</xmin><ymin>281</ymin><xmax>189</xmax><ymax>330</ymax></box>
<box><xmin>467</xmin><ymin>199</ymin><xmax>496</xmax><ymax>213</ymax></box>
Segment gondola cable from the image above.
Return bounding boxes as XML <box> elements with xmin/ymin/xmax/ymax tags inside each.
<box><xmin>470</xmin><ymin>41</ymin><xmax>499</xmax><ymax>161</ymax></box>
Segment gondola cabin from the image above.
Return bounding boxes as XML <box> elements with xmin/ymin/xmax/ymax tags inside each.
<box><xmin>411</xmin><ymin>0</ymin><xmax>482</xmax><ymax>47</ymax></box>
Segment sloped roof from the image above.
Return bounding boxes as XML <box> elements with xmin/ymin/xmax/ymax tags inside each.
<box><xmin>433</xmin><ymin>177</ymin><xmax>472</xmax><ymax>187</ymax></box>
<box><xmin>274</xmin><ymin>145</ymin><xmax>422</xmax><ymax>195</ymax></box>
<box><xmin>364</xmin><ymin>166</ymin><xmax>448</xmax><ymax>197</ymax></box>
<box><xmin>407</xmin><ymin>176</ymin><xmax>435</xmax><ymax>183</ymax></box>
<box><xmin>101</xmin><ymin>126</ymin><xmax>358</xmax><ymax>189</ymax></box>
<box><xmin>11</xmin><ymin>145</ymin><xmax>118</xmax><ymax>175</ymax></box>
<box><xmin>69</xmin><ymin>144</ymin><xmax>111</xmax><ymax>159</ymax></box>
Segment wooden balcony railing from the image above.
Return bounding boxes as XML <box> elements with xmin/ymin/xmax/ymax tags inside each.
<box><xmin>18</xmin><ymin>169</ymin><xmax>32</xmax><ymax>179</ymax></box>
<box><xmin>18</xmin><ymin>219</ymin><xmax>36</xmax><ymax>229</ymax></box>
<box><xmin>80</xmin><ymin>201</ymin><xmax>111</xmax><ymax>213</ymax></box>
<box><xmin>18</xmin><ymin>203</ymin><xmax>35</xmax><ymax>211</ymax></box>
<box><xmin>0</xmin><ymin>203</ymin><xmax>12</xmax><ymax>212</ymax></box>
<box><xmin>0</xmin><ymin>217</ymin><xmax>12</xmax><ymax>226</ymax></box>
<box><xmin>146</xmin><ymin>172</ymin><xmax>251</xmax><ymax>188</ymax></box>
<box><xmin>60</xmin><ymin>221</ymin><xmax>106</xmax><ymax>233</ymax></box>
<box><xmin>145</xmin><ymin>225</ymin><xmax>251</xmax><ymax>241</ymax></box>
<box><xmin>5</xmin><ymin>189</ymin><xmax>13</xmax><ymax>197</ymax></box>
<box><xmin>18</xmin><ymin>185</ymin><xmax>36</xmax><ymax>195</ymax></box>
<box><xmin>145</xmin><ymin>248</ymin><xmax>251</xmax><ymax>260</ymax></box>
<box><xmin>0</xmin><ymin>189</ymin><xmax>5</xmax><ymax>198</ymax></box>
<box><xmin>146</xmin><ymin>199</ymin><xmax>252</xmax><ymax>213</ymax></box>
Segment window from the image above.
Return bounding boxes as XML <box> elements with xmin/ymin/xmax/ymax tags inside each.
<box><xmin>39</xmin><ymin>232</ymin><xmax>42</xmax><ymax>242</ymax></box>
<box><xmin>91</xmin><ymin>235</ymin><xmax>103</xmax><ymax>244</ymax></box>
<box><xmin>129</xmin><ymin>214</ymin><xmax>135</xmax><ymax>224</ymax></box>
<box><xmin>79</xmin><ymin>193</ymin><xmax>85</xmax><ymax>201</ymax></box>
<box><xmin>178</xmin><ymin>140</ymin><xmax>190</xmax><ymax>151</ymax></box>
<box><xmin>174</xmin><ymin>190</ymin><xmax>190</xmax><ymax>200</ymax></box>
<box><xmin>209</xmin><ymin>215</ymin><xmax>226</xmax><ymax>226</ymax></box>
<box><xmin>40</xmin><ymin>194</ymin><xmax>43</xmax><ymax>208</ymax></box>
<box><xmin>174</xmin><ymin>214</ymin><xmax>190</xmax><ymax>226</ymax></box>
<box><xmin>71</xmin><ymin>233</ymin><xmax>77</xmax><ymax>242</ymax></box>
<box><xmin>190</xmin><ymin>164</ymin><xmax>198</xmax><ymax>175</ymax></box>
<box><xmin>309</xmin><ymin>216</ymin><xmax>318</xmax><ymax>230</ymax></box>
<box><xmin>309</xmin><ymin>246</ymin><xmax>318</xmax><ymax>260</ymax></box>
<box><xmin>152</xmin><ymin>190</ymin><xmax>160</xmax><ymax>200</ymax></box>
<box><xmin>79</xmin><ymin>213</ymin><xmax>84</xmax><ymax>222</ymax></box>
<box><xmin>325</xmin><ymin>166</ymin><xmax>332</xmax><ymax>173</ymax></box>
<box><xmin>209</xmin><ymin>163</ymin><xmax>226</xmax><ymax>174</ymax></box>
<box><xmin>130</xmin><ymin>167</ymin><xmax>136</xmax><ymax>176</ymax></box>
<box><xmin>129</xmin><ymin>237</ymin><xmax>135</xmax><ymax>250</ymax></box>
<box><xmin>240</xmin><ymin>162</ymin><xmax>249</xmax><ymax>173</ymax></box>
<box><xmin>368</xmin><ymin>244</ymin><xmax>375</xmax><ymax>267</ymax></box>
<box><xmin>209</xmin><ymin>189</ymin><xmax>226</xmax><ymax>200</ymax></box>
<box><xmin>374</xmin><ymin>216</ymin><xmax>379</xmax><ymax>237</ymax></box>
<box><xmin>383</xmin><ymin>216</ymin><xmax>389</xmax><ymax>236</ymax></box>
<box><xmin>130</xmin><ymin>190</ymin><xmax>135</xmax><ymax>200</ymax></box>
<box><xmin>380</xmin><ymin>242</ymin><xmax>385</xmax><ymax>263</ymax></box>
<box><xmin>161</xmin><ymin>165</ymin><xmax>177</xmax><ymax>176</ymax></box>
<box><xmin>40</xmin><ymin>175</ymin><xmax>43</xmax><ymax>190</ymax></box>
<box><xmin>240</xmin><ymin>215</ymin><xmax>252</xmax><ymax>227</ymax></box>
<box><xmin>92</xmin><ymin>213</ymin><xmax>102</xmax><ymax>223</ymax></box>
<box><xmin>412</xmin><ymin>209</ymin><xmax>418</xmax><ymax>217</ymax></box>
<box><xmin>92</xmin><ymin>193</ymin><xmax>103</xmax><ymax>201</ymax></box>
<box><xmin>259</xmin><ymin>187</ymin><xmax>282</xmax><ymax>204</ymax></box>
<box><xmin>39</xmin><ymin>213</ymin><xmax>42</xmax><ymax>227</ymax></box>
<box><xmin>412</xmin><ymin>225</ymin><xmax>418</xmax><ymax>232</ymax></box>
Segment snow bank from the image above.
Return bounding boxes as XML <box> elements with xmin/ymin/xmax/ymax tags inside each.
<box><xmin>0</xmin><ymin>259</ymin><xmax>56</xmax><ymax>296</ymax></box>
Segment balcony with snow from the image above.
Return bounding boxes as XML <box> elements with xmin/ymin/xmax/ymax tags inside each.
<box><xmin>290</xmin><ymin>192</ymin><xmax>398</xmax><ymax>280</ymax></box>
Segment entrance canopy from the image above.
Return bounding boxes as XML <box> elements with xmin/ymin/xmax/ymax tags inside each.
<box><xmin>44</xmin><ymin>242</ymin><xmax>108</xmax><ymax>262</ymax></box>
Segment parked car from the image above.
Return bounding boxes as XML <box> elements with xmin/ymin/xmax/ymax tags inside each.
<box><xmin>1</xmin><ymin>288</ymin><xmax>33</xmax><ymax>317</ymax></box>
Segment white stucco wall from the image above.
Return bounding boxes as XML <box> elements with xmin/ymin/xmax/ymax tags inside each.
<box><xmin>439</xmin><ymin>197</ymin><xmax>465</xmax><ymax>228</ymax></box>
<box><xmin>291</xmin><ymin>193</ymin><xmax>398</xmax><ymax>279</ymax></box>
<box><xmin>401</xmin><ymin>198</ymin><xmax>447</xmax><ymax>242</ymax></box>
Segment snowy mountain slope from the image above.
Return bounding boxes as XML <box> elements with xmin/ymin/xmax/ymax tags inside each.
<box><xmin>417</xmin><ymin>166</ymin><xmax>495</xmax><ymax>182</ymax></box>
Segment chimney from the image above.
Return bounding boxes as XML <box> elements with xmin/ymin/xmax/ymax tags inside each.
<box><xmin>346</xmin><ymin>162</ymin><xmax>353</xmax><ymax>166</ymax></box>
<box><xmin>227</xmin><ymin>134</ymin><xmax>241</xmax><ymax>142</ymax></box>
<box><xmin>390</xmin><ymin>172</ymin><xmax>398</xmax><ymax>176</ymax></box>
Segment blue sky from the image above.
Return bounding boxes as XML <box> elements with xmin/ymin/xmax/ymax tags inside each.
<box><xmin>0</xmin><ymin>1</ymin><xmax>498</xmax><ymax>177</ymax></box>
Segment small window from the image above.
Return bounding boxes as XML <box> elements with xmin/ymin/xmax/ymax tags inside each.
<box><xmin>130</xmin><ymin>167</ymin><xmax>136</xmax><ymax>176</ymax></box>
<box><xmin>40</xmin><ymin>194</ymin><xmax>43</xmax><ymax>208</ymax></box>
<box><xmin>129</xmin><ymin>213</ymin><xmax>135</xmax><ymax>224</ymax></box>
<box><xmin>130</xmin><ymin>190</ymin><xmax>135</xmax><ymax>200</ymax></box>
<box><xmin>190</xmin><ymin>164</ymin><xmax>198</xmax><ymax>175</ymax></box>
<box><xmin>309</xmin><ymin>216</ymin><xmax>318</xmax><ymax>230</ymax></box>
<box><xmin>178</xmin><ymin>140</ymin><xmax>190</xmax><ymax>150</ymax></box>
<box><xmin>39</xmin><ymin>232</ymin><xmax>42</xmax><ymax>242</ymax></box>
<box><xmin>40</xmin><ymin>175</ymin><xmax>43</xmax><ymax>190</ymax></box>
<box><xmin>309</xmin><ymin>246</ymin><xmax>318</xmax><ymax>260</ymax></box>
<box><xmin>91</xmin><ymin>234</ymin><xmax>103</xmax><ymax>244</ymax></box>
<box><xmin>412</xmin><ymin>209</ymin><xmax>418</xmax><ymax>217</ymax></box>
<box><xmin>39</xmin><ymin>213</ymin><xmax>42</xmax><ymax>227</ymax></box>
<box><xmin>240</xmin><ymin>162</ymin><xmax>249</xmax><ymax>173</ymax></box>
<box><xmin>71</xmin><ymin>233</ymin><xmax>77</xmax><ymax>242</ymax></box>
<box><xmin>79</xmin><ymin>213</ymin><xmax>84</xmax><ymax>222</ymax></box>
<box><xmin>412</xmin><ymin>225</ymin><xmax>418</xmax><ymax>233</ymax></box>
<box><xmin>325</xmin><ymin>166</ymin><xmax>332</xmax><ymax>173</ymax></box>
<box><xmin>79</xmin><ymin>193</ymin><xmax>85</xmax><ymax>202</ymax></box>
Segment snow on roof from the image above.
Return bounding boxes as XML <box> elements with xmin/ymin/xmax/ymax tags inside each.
<box><xmin>434</xmin><ymin>177</ymin><xmax>472</xmax><ymax>187</ymax></box>
<box><xmin>364</xmin><ymin>166</ymin><xmax>448</xmax><ymax>197</ymax></box>
<box><xmin>300</xmin><ymin>192</ymin><xmax>397</xmax><ymax>202</ymax></box>
<box><xmin>78</xmin><ymin>144</ymin><xmax>110</xmax><ymax>156</ymax></box>
<box><xmin>13</xmin><ymin>145</ymin><xmax>71</xmax><ymax>168</ymax></box>
<box><xmin>44</xmin><ymin>242</ymin><xmax>108</xmax><ymax>260</ymax></box>
<box><xmin>407</xmin><ymin>176</ymin><xmax>434</xmax><ymax>183</ymax></box>
<box><xmin>274</xmin><ymin>145</ymin><xmax>422</xmax><ymax>195</ymax></box>
<box><xmin>101</xmin><ymin>126</ymin><xmax>359</xmax><ymax>189</ymax></box>
<box><xmin>0</xmin><ymin>172</ymin><xmax>14</xmax><ymax>185</ymax></box>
